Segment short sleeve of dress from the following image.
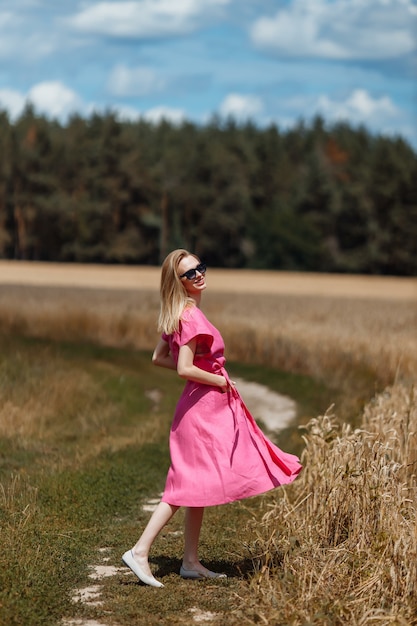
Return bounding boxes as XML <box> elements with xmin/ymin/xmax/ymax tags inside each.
<box><xmin>178</xmin><ymin>307</ymin><xmax>213</xmax><ymax>354</ymax></box>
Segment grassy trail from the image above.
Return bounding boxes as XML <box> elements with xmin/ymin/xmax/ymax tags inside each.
<box><xmin>0</xmin><ymin>335</ymin><xmax>324</xmax><ymax>626</ymax></box>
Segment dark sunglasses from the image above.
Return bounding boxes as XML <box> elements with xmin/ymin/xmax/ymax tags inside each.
<box><xmin>179</xmin><ymin>263</ymin><xmax>207</xmax><ymax>280</ymax></box>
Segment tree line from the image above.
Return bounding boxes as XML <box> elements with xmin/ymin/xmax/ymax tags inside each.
<box><xmin>0</xmin><ymin>105</ymin><xmax>416</xmax><ymax>275</ymax></box>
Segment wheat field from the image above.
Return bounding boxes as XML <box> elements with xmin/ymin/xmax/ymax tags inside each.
<box><xmin>0</xmin><ymin>260</ymin><xmax>415</xmax><ymax>299</ymax></box>
<box><xmin>0</xmin><ymin>262</ymin><xmax>415</xmax><ymax>397</ymax></box>
<box><xmin>0</xmin><ymin>261</ymin><xmax>416</xmax><ymax>625</ymax></box>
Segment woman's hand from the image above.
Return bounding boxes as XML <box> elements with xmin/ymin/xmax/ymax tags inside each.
<box><xmin>219</xmin><ymin>377</ymin><xmax>238</xmax><ymax>393</ymax></box>
<box><xmin>218</xmin><ymin>375</ymin><xmax>228</xmax><ymax>392</ymax></box>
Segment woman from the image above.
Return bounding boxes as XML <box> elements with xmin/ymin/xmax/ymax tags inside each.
<box><xmin>122</xmin><ymin>249</ymin><xmax>302</xmax><ymax>587</ymax></box>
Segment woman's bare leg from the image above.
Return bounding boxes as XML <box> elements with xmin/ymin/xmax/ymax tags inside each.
<box><xmin>181</xmin><ymin>507</ymin><xmax>227</xmax><ymax>578</ymax></box>
<box><xmin>182</xmin><ymin>506</ymin><xmax>205</xmax><ymax>569</ymax></box>
<box><xmin>130</xmin><ymin>501</ymin><xmax>179</xmax><ymax>577</ymax></box>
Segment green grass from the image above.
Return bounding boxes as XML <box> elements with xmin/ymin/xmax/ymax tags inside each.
<box><xmin>1</xmin><ymin>443</ymin><xmax>172</xmax><ymax>626</ymax></box>
<box><xmin>0</xmin><ymin>334</ymin><xmax>334</xmax><ymax>626</ymax></box>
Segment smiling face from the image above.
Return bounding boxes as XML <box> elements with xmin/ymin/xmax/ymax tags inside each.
<box><xmin>177</xmin><ymin>255</ymin><xmax>207</xmax><ymax>298</ymax></box>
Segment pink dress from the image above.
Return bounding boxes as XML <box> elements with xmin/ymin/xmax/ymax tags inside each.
<box><xmin>161</xmin><ymin>306</ymin><xmax>302</xmax><ymax>507</ymax></box>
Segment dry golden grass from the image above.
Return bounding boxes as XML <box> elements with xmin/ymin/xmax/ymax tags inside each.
<box><xmin>0</xmin><ymin>260</ymin><xmax>415</xmax><ymax>299</ymax></box>
<box><xmin>206</xmin><ymin>292</ymin><xmax>417</xmax><ymax>393</ymax></box>
<box><xmin>0</xmin><ymin>263</ymin><xmax>415</xmax><ymax>416</ymax></box>
<box><xmin>241</xmin><ymin>384</ymin><xmax>417</xmax><ymax>625</ymax></box>
<box><xmin>0</xmin><ymin>339</ymin><xmax>169</xmax><ymax>464</ymax></box>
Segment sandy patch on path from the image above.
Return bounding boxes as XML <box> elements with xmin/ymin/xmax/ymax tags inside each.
<box><xmin>0</xmin><ymin>261</ymin><xmax>415</xmax><ymax>300</ymax></box>
<box><xmin>234</xmin><ymin>377</ymin><xmax>296</xmax><ymax>431</ymax></box>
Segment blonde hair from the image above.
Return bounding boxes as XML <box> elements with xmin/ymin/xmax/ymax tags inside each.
<box><xmin>157</xmin><ymin>249</ymin><xmax>199</xmax><ymax>334</ymax></box>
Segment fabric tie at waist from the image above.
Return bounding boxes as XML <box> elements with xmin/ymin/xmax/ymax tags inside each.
<box><xmin>219</xmin><ymin>368</ymin><xmax>297</xmax><ymax>477</ymax></box>
<box><xmin>213</xmin><ymin>363</ymin><xmax>239</xmax><ymax>398</ymax></box>
<box><xmin>212</xmin><ymin>363</ymin><xmax>240</xmax><ymax>437</ymax></box>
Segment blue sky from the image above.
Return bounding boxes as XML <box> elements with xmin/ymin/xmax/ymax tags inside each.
<box><xmin>1</xmin><ymin>0</ymin><xmax>416</xmax><ymax>148</ymax></box>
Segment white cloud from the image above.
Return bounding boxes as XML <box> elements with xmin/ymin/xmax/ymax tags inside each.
<box><xmin>0</xmin><ymin>81</ymin><xmax>182</xmax><ymax>127</ymax></box>
<box><xmin>0</xmin><ymin>82</ymin><xmax>83</xmax><ymax>121</ymax></box>
<box><xmin>68</xmin><ymin>0</ymin><xmax>230</xmax><ymax>38</ymax></box>
<box><xmin>279</xmin><ymin>88</ymin><xmax>401</xmax><ymax>135</ymax></box>
<box><xmin>219</xmin><ymin>93</ymin><xmax>263</xmax><ymax>118</ymax></box>
<box><xmin>27</xmin><ymin>81</ymin><xmax>82</xmax><ymax>119</ymax></box>
<box><xmin>316</xmin><ymin>89</ymin><xmax>398</xmax><ymax>122</ymax></box>
<box><xmin>0</xmin><ymin>11</ymin><xmax>14</xmax><ymax>31</ymax></box>
<box><xmin>113</xmin><ymin>104</ymin><xmax>142</xmax><ymax>121</ymax></box>
<box><xmin>0</xmin><ymin>11</ymin><xmax>23</xmax><ymax>59</ymax></box>
<box><xmin>0</xmin><ymin>88</ymin><xmax>26</xmax><ymax>118</ymax></box>
<box><xmin>250</xmin><ymin>0</ymin><xmax>417</xmax><ymax>60</ymax></box>
<box><xmin>0</xmin><ymin>11</ymin><xmax>13</xmax><ymax>28</ymax></box>
<box><xmin>143</xmin><ymin>105</ymin><xmax>186</xmax><ymax>124</ymax></box>
<box><xmin>271</xmin><ymin>89</ymin><xmax>404</xmax><ymax>140</ymax></box>
<box><xmin>0</xmin><ymin>9</ymin><xmax>59</xmax><ymax>61</ymax></box>
<box><xmin>108</xmin><ymin>64</ymin><xmax>165</xmax><ymax>97</ymax></box>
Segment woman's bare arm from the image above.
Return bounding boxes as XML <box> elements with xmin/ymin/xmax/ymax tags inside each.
<box><xmin>152</xmin><ymin>338</ymin><xmax>176</xmax><ymax>370</ymax></box>
<box><xmin>177</xmin><ymin>339</ymin><xmax>227</xmax><ymax>390</ymax></box>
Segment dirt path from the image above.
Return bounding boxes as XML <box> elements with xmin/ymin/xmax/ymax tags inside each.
<box><xmin>233</xmin><ymin>377</ymin><xmax>296</xmax><ymax>431</ymax></box>
<box><xmin>65</xmin><ymin>377</ymin><xmax>296</xmax><ymax>625</ymax></box>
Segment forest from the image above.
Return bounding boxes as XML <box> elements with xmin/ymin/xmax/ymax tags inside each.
<box><xmin>0</xmin><ymin>105</ymin><xmax>416</xmax><ymax>275</ymax></box>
